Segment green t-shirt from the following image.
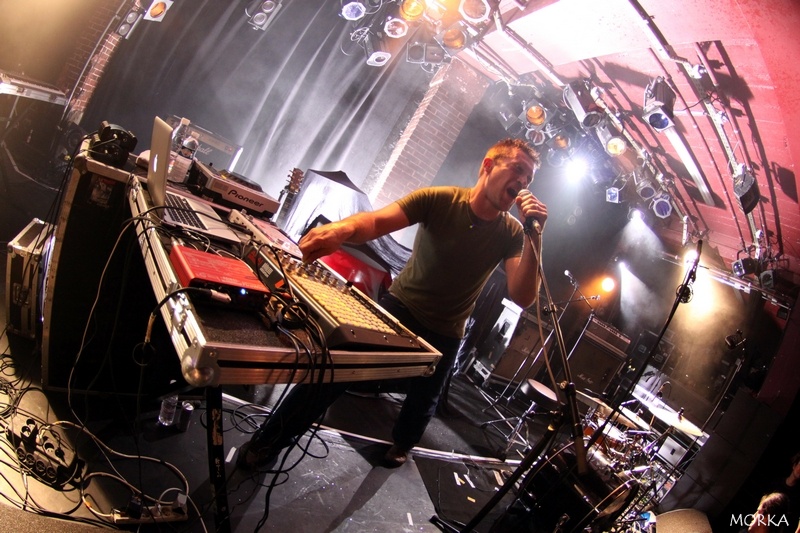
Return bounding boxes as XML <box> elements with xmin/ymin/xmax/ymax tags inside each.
<box><xmin>391</xmin><ymin>186</ymin><xmax>524</xmax><ymax>338</ymax></box>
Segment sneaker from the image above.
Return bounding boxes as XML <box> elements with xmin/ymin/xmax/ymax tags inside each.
<box><xmin>383</xmin><ymin>444</ymin><xmax>410</xmax><ymax>467</ymax></box>
<box><xmin>236</xmin><ymin>441</ymin><xmax>278</xmax><ymax>470</ymax></box>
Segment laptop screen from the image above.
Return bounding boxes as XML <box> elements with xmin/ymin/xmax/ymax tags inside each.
<box><xmin>146</xmin><ymin>116</ymin><xmax>174</xmax><ymax>210</ymax></box>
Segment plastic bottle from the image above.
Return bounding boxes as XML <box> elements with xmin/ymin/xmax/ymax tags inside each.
<box><xmin>168</xmin><ymin>118</ymin><xmax>194</xmax><ymax>183</ymax></box>
<box><xmin>158</xmin><ymin>394</ymin><xmax>179</xmax><ymax>426</ymax></box>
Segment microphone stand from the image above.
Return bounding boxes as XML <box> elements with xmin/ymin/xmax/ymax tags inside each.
<box><xmin>444</xmin><ymin>229</ymin><xmax>592</xmax><ymax>533</ymax></box>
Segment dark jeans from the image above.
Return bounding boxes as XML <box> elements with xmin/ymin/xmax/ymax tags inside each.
<box><xmin>249</xmin><ymin>293</ymin><xmax>462</xmax><ymax>452</ymax></box>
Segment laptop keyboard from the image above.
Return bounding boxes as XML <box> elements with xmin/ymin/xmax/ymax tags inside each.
<box><xmin>165</xmin><ymin>193</ymin><xmax>207</xmax><ymax>230</ymax></box>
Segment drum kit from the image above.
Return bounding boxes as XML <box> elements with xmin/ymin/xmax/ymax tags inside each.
<box><xmin>516</xmin><ymin>388</ymin><xmax>705</xmax><ymax>533</ymax></box>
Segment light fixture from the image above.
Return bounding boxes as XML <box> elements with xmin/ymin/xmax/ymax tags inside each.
<box><xmin>341</xmin><ymin>1</ymin><xmax>366</xmax><ymax>20</ymax></box>
<box><xmin>627</xmin><ymin>205</ymin><xmax>644</xmax><ymax>221</ymax></box>
<box><xmin>405</xmin><ymin>42</ymin><xmax>445</xmax><ymax>65</ymax></box>
<box><xmin>143</xmin><ymin>0</ymin><xmax>173</xmax><ymax>22</ymax></box>
<box><xmin>459</xmin><ymin>0</ymin><xmax>491</xmax><ymax>24</ymax></box>
<box><xmin>732</xmin><ymin>257</ymin><xmax>757</xmax><ymax>278</ymax></box>
<box><xmin>651</xmin><ymin>192</ymin><xmax>672</xmax><ymax>218</ymax></box>
<box><xmin>116</xmin><ymin>7</ymin><xmax>143</xmax><ymax>38</ymax></box>
<box><xmin>525</xmin><ymin>128</ymin><xmax>547</xmax><ymax>146</ymax></box>
<box><xmin>733</xmin><ymin>164</ymin><xmax>760</xmax><ymax>214</ymax></box>
<box><xmin>384</xmin><ymin>17</ymin><xmax>409</xmax><ymax>38</ymax></box>
<box><xmin>563</xmin><ymin>81</ymin><xmax>601</xmax><ymax>129</ymax></box>
<box><xmin>606</xmin><ymin>187</ymin><xmax>621</xmax><ymax>203</ymax></box>
<box><xmin>519</xmin><ymin>98</ymin><xmax>551</xmax><ymax>129</ymax></box>
<box><xmin>642</xmin><ymin>77</ymin><xmax>676</xmax><ymax>132</ymax></box>
<box><xmin>247</xmin><ymin>0</ymin><xmax>282</xmax><ymax>30</ymax></box>
<box><xmin>759</xmin><ymin>269</ymin><xmax>775</xmax><ymax>289</ymax></box>
<box><xmin>595</xmin><ymin>121</ymin><xmax>627</xmax><ymax>156</ymax></box>
<box><xmin>633</xmin><ymin>168</ymin><xmax>658</xmax><ymax>200</ymax></box>
<box><xmin>435</xmin><ymin>21</ymin><xmax>472</xmax><ymax>56</ymax></box>
<box><xmin>399</xmin><ymin>0</ymin><xmax>426</xmax><ymax>22</ymax></box>
<box><xmin>364</xmin><ymin>34</ymin><xmax>391</xmax><ymax>66</ymax></box>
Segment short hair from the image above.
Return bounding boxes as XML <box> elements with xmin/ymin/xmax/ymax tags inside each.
<box><xmin>487</xmin><ymin>138</ymin><xmax>541</xmax><ymax>170</ymax></box>
<box><xmin>758</xmin><ymin>492</ymin><xmax>790</xmax><ymax>529</ymax></box>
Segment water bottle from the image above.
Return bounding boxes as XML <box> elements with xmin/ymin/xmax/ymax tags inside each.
<box><xmin>158</xmin><ymin>394</ymin><xmax>179</xmax><ymax>426</ymax></box>
<box><xmin>168</xmin><ymin>118</ymin><xmax>194</xmax><ymax>183</ymax></box>
<box><xmin>170</xmin><ymin>117</ymin><xmax>191</xmax><ymax>152</ymax></box>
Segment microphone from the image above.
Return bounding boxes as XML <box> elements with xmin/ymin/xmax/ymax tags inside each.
<box><xmin>524</xmin><ymin>217</ymin><xmax>541</xmax><ymax>232</ymax></box>
<box><xmin>564</xmin><ymin>270</ymin><xmax>576</xmax><ymax>284</ymax></box>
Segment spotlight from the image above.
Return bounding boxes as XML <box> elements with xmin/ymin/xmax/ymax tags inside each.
<box><xmin>725</xmin><ymin>330</ymin><xmax>744</xmax><ymax>349</ymax></box>
<box><xmin>732</xmin><ymin>257</ymin><xmax>757</xmax><ymax>278</ymax></box>
<box><xmin>651</xmin><ymin>192</ymin><xmax>672</xmax><ymax>218</ymax></box>
<box><xmin>525</xmin><ymin>128</ymin><xmax>547</xmax><ymax>146</ymax></box>
<box><xmin>459</xmin><ymin>0</ymin><xmax>491</xmax><ymax>24</ymax></box>
<box><xmin>116</xmin><ymin>8</ymin><xmax>143</xmax><ymax>38</ymax></box>
<box><xmin>405</xmin><ymin>42</ymin><xmax>445</xmax><ymax>64</ymax></box>
<box><xmin>627</xmin><ymin>206</ymin><xmax>644</xmax><ymax>221</ymax></box>
<box><xmin>341</xmin><ymin>1</ymin><xmax>366</xmax><ymax>21</ymax></box>
<box><xmin>247</xmin><ymin>0</ymin><xmax>282</xmax><ymax>30</ymax></box>
<box><xmin>606</xmin><ymin>187</ymin><xmax>621</xmax><ymax>203</ymax></box>
<box><xmin>435</xmin><ymin>21</ymin><xmax>473</xmax><ymax>56</ymax></box>
<box><xmin>563</xmin><ymin>81</ymin><xmax>601</xmax><ymax>129</ymax></box>
<box><xmin>642</xmin><ymin>77</ymin><xmax>676</xmax><ymax>132</ymax></box>
<box><xmin>364</xmin><ymin>34</ymin><xmax>391</xmax><ymax>66</ymax></box>
<box><xmin>384</xmin><ymin>17</ymin><xmax>409</xmax><ymax>38</ymax></box>
<box><xmin>595</xmin><ymin>122</ymin><xmax>627</xmax><ymax>156</ymax></box>
<box><xmin>634</xmin><ymin>169</ymin><xmax>658</xmax><ymax>200</ymax></box>
<box><xmin>399</xmin><ymin>0</ymin><xmax>426</xmax><ymax>22</ymax></box>
<box><xmin>759</xmin><ymin>269</ymin><xmax>775</xmax><ymax>289</ymax></box>
<box><xmin>143</xmin><ymin>0</ymin><xmax>173</xmax><ymax>22</ymax></box>
<box><xmin>733</xmin><ymin>165</ymin><xmax>760</xmax><ymax>215</ymax></box>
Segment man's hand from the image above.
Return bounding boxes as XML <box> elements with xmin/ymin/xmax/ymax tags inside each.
<box><xmin>298</xmin><ymin>221</ymin><xmax>351</xmax><ymax>263</ymax></box>
<box><xmin>515</xmin><ymin>189</ymin><xmax>547</xmax><ymax>231</ymax></box>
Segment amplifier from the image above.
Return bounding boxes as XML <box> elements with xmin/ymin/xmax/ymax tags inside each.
<box><xmin>5</xmin><ymin>218</ymin><xmax>54</xmax><ymax>338</ymax></box>
<box><xmin>189</xmin><ymin>161</ymin><xmax>279</xmax><ymax>217</ymax></box>
<box><xmin>584</xmin><ymin>315</ymin><xmax>630</xmax><ymax>357</ymax></box>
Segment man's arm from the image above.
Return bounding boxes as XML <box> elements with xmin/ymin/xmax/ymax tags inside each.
<box><xmin>504</xmin><ymin>233</ymin><xmax>541</xmax><ymax>308</ymax></box>
<box><xmin>298</xmin><ymin>202</ymin><xmax>410</xmax><ymax>263</ymax></box>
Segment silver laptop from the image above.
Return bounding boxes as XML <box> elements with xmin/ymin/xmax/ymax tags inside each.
<box><xmin>147</xmin><ymin>116</ymin><xmax>240</xmax><ymax>244</ymax></box>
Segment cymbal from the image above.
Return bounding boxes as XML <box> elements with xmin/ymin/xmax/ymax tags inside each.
<box><xmin>648</xmin><ymin>406</ymin><xmax>704</xmax><ymax>436</ymax></box>
<box><xmin>615</xmin><ymin>407</ymin><xmax>651</xmax><ymax>431</ymax></box>
<box><xmin>576</xmin><ymin>391</ymin><xmax>650</xmax><ymax>430</ymax></box>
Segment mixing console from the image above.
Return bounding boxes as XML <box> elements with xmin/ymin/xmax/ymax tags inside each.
<box><xmin>229</xmin><ymin>210</ymin><xmax>423</xmax><ymax>351</ymax></box>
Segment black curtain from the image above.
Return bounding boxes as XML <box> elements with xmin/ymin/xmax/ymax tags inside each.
<box><xmin>81</xmin><ymin>0</ymin><xmax>430</xmax><ymax>200</ymax></box>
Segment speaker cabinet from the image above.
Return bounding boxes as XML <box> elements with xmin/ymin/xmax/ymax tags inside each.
<box><xmin>491</xmin><ymin>311</ymin><xmax>550</xmax><ymax>384</ymax></box>
<box><xmin>563</xmin><ymin>316</ymin><xmax>629</xmax><ymax>396</ymax></box>
<box><xmin>41</xmin><ymin>153</ymin><xmax>179</xmax><ymax>395</ymax></box>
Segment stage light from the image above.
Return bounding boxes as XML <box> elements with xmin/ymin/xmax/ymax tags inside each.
<box><xmin>642</xmin><ymin>77</ymin><xmax>676</xmax><ymax>132</ymax></box>
<box><xmin>606</xmin><ymin>186</ymin><xmax>621</xmax><ymax>203</ymax></box>
<box><xmin>144</xmin><ymin>0</ymin><xmax>173</xmax><ymax>22</ymax></box>
<box><xmin>399</xmin><ymin>0</ymin><xmax>426</xmax><ymax>22</ymax></box>
<box><xmin>341</xmin><ymin>1</ymin><xmax>366</xmax><ymax>20</ymax></box>
<box><xmin>595</xmin><ymin>122</ymin><xmax>627</xmax><ymax>156</ymax></box>
<box><xmin>384</xmin><ymin>17</ymin><xmax>409</xmax><ymax>38</ymax></box>
<box><xmin>732</xmin><ymin>257</ymin><xmax>757</xmax><ymax>278</ymax></box>
<box><xmin>116</xmin><ymin>7</ymin><xmax>143</xmax><ymax>38</ymax></box>
<box><xmin>634</xmin><ymin>169</ymin><xmax>657</xmax><ymax>200</ymax></box>
<box><xmin>364</xmin><ymin>34</ymin><xmax>391</xmax><ymax>66</ymax></box>
<box><xmin>459</xmin><ymin>0</ymin><xmax>491</xmax><ymax>24</ymax></box>
<box><xmin>627</xmin><ymin>206</ymin><xmax>644</xmax><ymax>221</ymax></box>
<box><xmin>525</xmin><ymin>128</ymin><xmax>547</xmax><ymax>146</ymax></box>
<box><xmin>651</xmin><ymin>192</ymin><xmax>672</xmax><ymax>218</ymax></box>
<box><xmin>435</xmin><ymin>21</ymin><xmax>472</xmax><ymax>56</ymax></box>
<box><xmin>247</xmin><ymin>0</ymin><xmax>282</xmax><ymax>30</ymax></box>
<box><xmin>525</xmin><ymin>102</ymin><xmax>547</xmax><ymax>127</ymax></box>
<box><xmin>733</xmin><ymin>165</ymin><xmax>760</xmax><ymax>214</ymax></box>
<box><xmin>405</xmin><ymin>42</ymin><xmax>445</xmax><ymax>64</ymax></box>
<box><xmin>563</xmin><ymin>81</ymin><xmax>601</xmax><ymax>129</ymax></box>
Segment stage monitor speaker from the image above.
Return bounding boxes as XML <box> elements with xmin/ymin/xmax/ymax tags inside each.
<box><xmin>41</xmin><ymin>154</ymin><xmax>180</xmax><ymax>396</ymax></box>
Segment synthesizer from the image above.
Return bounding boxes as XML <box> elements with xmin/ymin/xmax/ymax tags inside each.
<box><xmin>229</xmin><ymin>209</ymin><xmax>423</xmax><ymax>351</ymax></box>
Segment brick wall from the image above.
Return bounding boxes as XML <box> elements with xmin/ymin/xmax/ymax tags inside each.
<box><xmin>57</xmin><ymin>0</ymin><xmax>131</xmax><ymax>125</ymax></box>
<box><xmin>369</xmin><ymin>58</ymin><xmax>490</xmax><ymax>208</ymax></box>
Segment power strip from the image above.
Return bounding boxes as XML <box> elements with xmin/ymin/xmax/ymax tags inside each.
<box><xmin>112</xmin><ymin>503</ymin><xmax>188</xmax><ymax>524</ymax></box>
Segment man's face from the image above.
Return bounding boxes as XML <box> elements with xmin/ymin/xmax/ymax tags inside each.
<box><xmin>484</xmin><ymin>149</ymin><xmax>536</xmax><ymax>212</ymax></box>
